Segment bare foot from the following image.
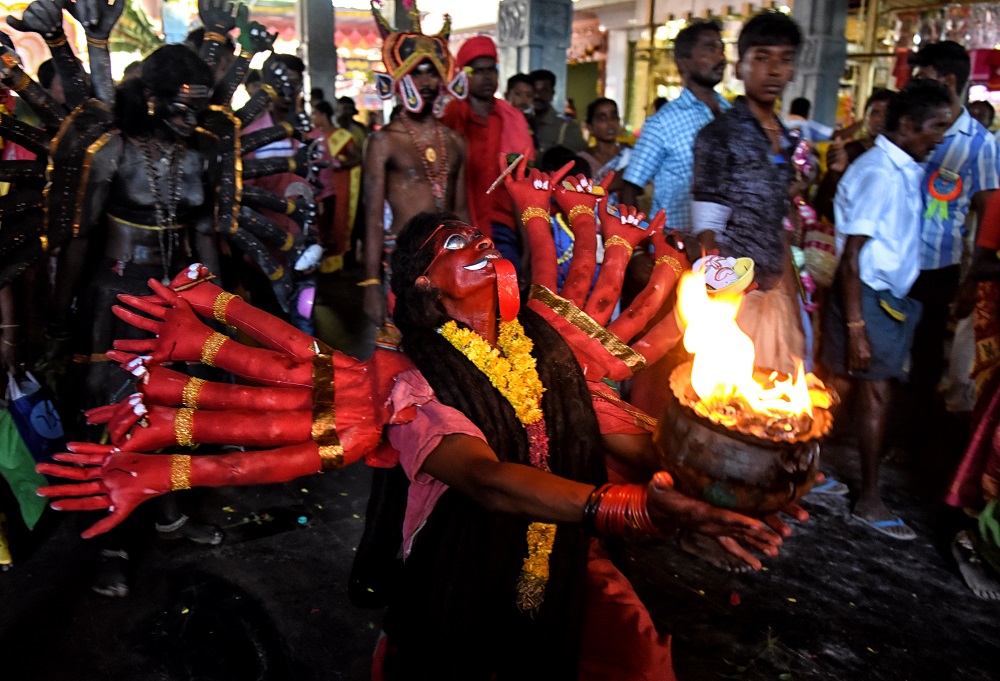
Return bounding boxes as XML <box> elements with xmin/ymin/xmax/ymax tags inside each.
<box><xmin>680</xmin><ymin>531</ymin><xmax>755</xmax><ymax>573</ymax></box>
<box><xmin>851</xmin><ymin>498</ymin><xmax>916</xmax><ymax>540</ymax></box>
<box><xmin>952</xmin><ymin>530</ymin><xmax>1000</xmax><ymax>600</ymax></box>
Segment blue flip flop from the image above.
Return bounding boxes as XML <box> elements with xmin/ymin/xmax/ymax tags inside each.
<box><xmin>808</xmin><ymin>477</ymin><xmax>849</xmax><ymax>495</ymax></box>
<box><xmin>851</xmin><ymin>514</ymin><xmax>917</xmax><ymax>540</ymax></box>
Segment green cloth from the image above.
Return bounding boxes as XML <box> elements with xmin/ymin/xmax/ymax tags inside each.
<box><xmin>977</xmin><ymin>498</ymin><xmax>1000</xmax><ymax>577</ymax></box>
<box><xmin>0</xmin><ymin>410</ymin><xmax>47</xmax><ymax>530</ymax></box>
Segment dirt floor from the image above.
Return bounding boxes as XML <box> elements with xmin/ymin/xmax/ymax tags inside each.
<box><xmin>1</xmin><ymin>269</ymin><xmax>997</xmax><ymax>681</ymax></box>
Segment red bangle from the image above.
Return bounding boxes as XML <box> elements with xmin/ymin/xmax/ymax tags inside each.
<box><xmin>593</xmin><ymin>484</ymin><xmax>662</xmax><ymax>537</ymax></box>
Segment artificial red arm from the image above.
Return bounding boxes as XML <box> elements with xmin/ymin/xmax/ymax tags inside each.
<box><xmin>138</xmin><ymin>268</ymin><xmax>317</xmax><ymax>358</ymax></box>
<box><xmin>582</xmin><ymin>204</ymin><xmax>652</xmax><ymax>325</ymax></box>
<box><xmin>502</xmin><ymin>153</ymin><xmax>574</xmax><ymax>292</ymax></box>
<box><xmin>554</xmin><ymin>174</ymin><xmax>614</xmax><ymax>306</ymax></box>
<box><xmin>111</xmin><ymin>294</ymin><xmax>314</xmax><ymax>387</ymax></box>
<box><xmin>37</xmin><ymin>442</ymin><xmax>328</xmax><ymax>538</ymax></box>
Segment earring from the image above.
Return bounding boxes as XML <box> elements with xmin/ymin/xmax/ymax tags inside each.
<box><xmin>147</xmin><ymin>101</ymin><xmax>155</xmax><ymax>116</ymax></box>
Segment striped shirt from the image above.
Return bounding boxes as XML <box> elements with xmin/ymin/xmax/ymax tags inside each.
<box><xmin>920</xmin><ymin>108</ymin><xmax>1000</xmax><ymax>270</ymax></box>
<box><xmin>623</xmin><ymin>88</ymin><xmax>730</xmax><ymax>232</ymax></box>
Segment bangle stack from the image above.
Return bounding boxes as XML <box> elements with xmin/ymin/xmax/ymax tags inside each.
<box><xmin>170</xmin><ymin>454</ymin><xmax>192</xmax><ymax>491</ymax></box>
<box><xmin>583</xmin><ymin>483</ymin><xmax>661</xmax><ymax>537</ymax></box>
<box><xmin>200</xmin><ymin>332</ymin><xmax>228</xmax><ymax>367</ymax></box>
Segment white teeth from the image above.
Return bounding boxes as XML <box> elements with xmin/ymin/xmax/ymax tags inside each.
<box><xmin>485</xmin><ymin>253</ymin><xmax>500</xmax><ymax>259</ymax></box>
<box><xmin>464</xmin><ymin>259</ymin><xmax>489</xmax><ymax>271</ymax></box>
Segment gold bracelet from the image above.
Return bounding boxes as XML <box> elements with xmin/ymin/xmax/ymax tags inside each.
<box><xmin>318</xmin><ymin>444</ymin><xmax>345</xmax><ymax>471</ymax></box>
<box><xmin>287</xmin><ymin>158</ymin><xmax>297</xmax><ymax>174</ymax></box>
<box><xmin>239</xmin><ymin>48</ymin><xmax>254</xmax><ymax>60</ymax></box>
<box><xmin>170</xmin><ymin>454</ymin><xmax>192</xmax><ymax>490</ymax></box>
<box><xmin>181</xmin><ymin>377</ymin><xmax>206</xmax><ymax>409</ymax></box>
<box><xmin>357</xmin><ymin>278</ymin><xmax>380</xmax><ymax>288</ymax></box>
<box><xmin>212</xmin><ymin>291</ymin><xmax>240</xmax><ymax>325</ymax></box>
<box><xmin>87</xmin><ymin>36</ymin><xmax>108</xmax><ymax>49</ymax></box>
<box><xmin>281</xmin><ymin>232</ymin><xmax>294</xmax><ymax>251</ymax></box>
<box><xmin>268</xmin><ymin>265</ymin><xmax>285</xmax><ymax>282</ymax></box>
<box><xmin>521</xmin><ymin>207</ymin><xmax>549</xmax><ymax>223</ymax></box>
<box><xmin>655</xmin><ymin>255</ymin><xmax>683</xmax><ymax>278</ymax></box>
<box><xmin>261</xmin><ymin>83</ymin><xmax>279</xmax><ymax>101</ymax></box>
<box><xmin>9</xmin><ymin>71</ymin><xmax>30</xmax><ymax>92</ymax></box>
<box><xmin>281</xmin><ymin>121</ymin><xmax>294</xmax><ymax>137</ymax></box>
<box><xmin>45</xmin><ymin>35</ymin><xmax>67</xmax><ymax>48</ymax></box>
<box><xmin>203</xmin><ymin>31</ymin><xmax>228</xmax><ymax>44</ymax></box>
<box><xmin>847</xmin><ymin>320</ymin><xmax>866</xmax><ymax>329</ymax></box>
<box><xmin>200</xmin><ymin>332</ymin><xmax>228</xmax><ymax>367</ymax></box>
<box><xmin>568</xmin><ymin>204</ymin><xmax>595</xmax><ymax>222</ymax></box>
<box><xmin>174</xmin><ymin>408</ymin><xmax>196</xmax><ymax>448</ymax></box>
<box><xmin>285</xmin><ymin>199</ymin><xmax>297</xmax><ymax>216</ymax></box>
<box><xmin>605</xmin><ymin>235</ymin><xmax>634</xmax><ymax>259</ymax></box>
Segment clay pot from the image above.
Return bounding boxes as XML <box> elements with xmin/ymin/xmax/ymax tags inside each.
<box><xmin>654</xmin><ymin>397</ymin><xmax>819</xmax><ymax>517</ymax></box>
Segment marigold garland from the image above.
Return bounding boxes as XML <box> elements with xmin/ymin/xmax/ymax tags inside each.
<box><xmin>438</xmin><ymin>318</ymin><xmax>556</xmax><ymax>616</ymax></box>
<box><xmin>439</xmin><ymin>319</ymin><xmax>545</xmax><ymax>425</ymax></box>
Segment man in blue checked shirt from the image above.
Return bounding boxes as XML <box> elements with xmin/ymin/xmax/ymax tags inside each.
<box><xmin>620</xmin><ymin>20</ymin><xmax>729</xmax><ymax>232</ymax></box>
<box><xmin>905</xmin><ymin>42</ymin><xmax>1000</xmax><ymax>452</ymax></box>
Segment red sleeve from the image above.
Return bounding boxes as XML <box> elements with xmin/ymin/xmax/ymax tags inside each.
<box><xmin>978</xmin><ymin>189</ymin><xmax>1000</xmax><ymax>250</ymax></box>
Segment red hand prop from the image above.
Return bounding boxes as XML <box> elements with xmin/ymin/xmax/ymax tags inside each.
<box><xmin>554</xmin><ymin>172</ymin><xmax>615</xmax><ymax>306</ymax></box>
<box><xmin>583</xmin><ymin>204</ymin><xmax>651</xmax><ymax>325</ymax></box>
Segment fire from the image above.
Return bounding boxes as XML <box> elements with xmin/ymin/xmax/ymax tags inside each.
<box><xmin>675</xmin><ymin>269</ymin><xmax>827</xmax><ymax>422</ymax></box>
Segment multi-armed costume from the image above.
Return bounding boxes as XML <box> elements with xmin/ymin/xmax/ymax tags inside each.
<box><xmin>0</xmin><ymin>0</ymin><xmax>323</xmax><ymax>414</ymax></box>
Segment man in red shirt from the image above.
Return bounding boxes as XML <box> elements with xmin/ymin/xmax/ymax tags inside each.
<box><xmin>440</xmin><ymin>36</ymin><xmax>535</xmax><ymax>279</ymax></box>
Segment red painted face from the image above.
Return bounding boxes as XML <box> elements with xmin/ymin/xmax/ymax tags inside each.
<box><xmin>420</xmin><ymin>222</ymin><xmax>520</xmax><ymax>323</ymax></box>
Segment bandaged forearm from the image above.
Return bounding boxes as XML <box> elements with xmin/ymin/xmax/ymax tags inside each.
<box><xmin>691</xmin><ymin>201</ymin><xmax>731</xmax><ymax>236</ymax></box>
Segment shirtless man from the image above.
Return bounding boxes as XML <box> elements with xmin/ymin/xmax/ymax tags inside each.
<box><xmin>361</xmin><ymin>59</ymin><xmax>468</xmax><ymax>327</ymax></box>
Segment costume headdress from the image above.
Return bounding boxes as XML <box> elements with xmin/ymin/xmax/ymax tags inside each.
<box><xmin>370</xmin><ymin>0</ymin><xmax>466</xmax><ymax>113</ymax></box>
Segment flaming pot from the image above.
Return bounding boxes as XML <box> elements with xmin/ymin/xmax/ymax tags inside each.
<box><xmin>654</xmin><ymin>396</ymin><xmax>819</xmax><ymax>517</ymax></box>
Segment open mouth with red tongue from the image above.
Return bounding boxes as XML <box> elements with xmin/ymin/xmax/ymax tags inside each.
<box><xmin>462</xmin><ymin>254</ymin><xmax>519</xmax><ymax>321</ymax></box>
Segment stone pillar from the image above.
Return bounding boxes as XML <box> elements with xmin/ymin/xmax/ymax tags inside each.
<box><xmin>296</xmin><ymin>0</ymin><xmax>336</xmax><ymax>105</ymax></box>
<box><xmin>786</xmin><ymin>0</ymin><xmax>848</xmax><ymax>127</ymax></box>
<box><xmin>497</xmin><ymin>0</ymin><xmax>574</xmax><ymax>112</ymax></box>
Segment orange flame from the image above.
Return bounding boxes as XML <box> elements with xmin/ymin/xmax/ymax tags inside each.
<box><xmin>676</xmin><ymin>269</ymin><xmax>820</xmax><ymax>417</ymax></box>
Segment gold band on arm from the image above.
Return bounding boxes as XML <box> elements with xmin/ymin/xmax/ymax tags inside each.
<box><xmin>604</xmin><ymin>235</ymin><xmax>634</xmax><ymax>259</ymax></box>
<box><xmin>655</xmin><ymin>255</ymin><xmax>683</xmax><ymax>278</ymax></box>
<box><xmin>9</xmin><ymin>71</ymin><xmax>30</xmax><ymax>92</ymax></box>
<box><xmin>212</xmin><ymin>291</ymin><xmax>240</xmax><ymax>325</ymax></box>
<box><xmin>174</xmin><ymin>409</ymin><xmax>195</xmax><ymax>447</ymax></box>
<box><xmin>200</xmin><ymin>332</ymin><xmax>228</xmax><ymax>367</ymax></box>
<box><xmin>181</xmin><ymin>377</ymin><xmax>206</xmax><ymax>409</ymax></box>
<box><xmin>567</xmin><ymin>205</ymin><xmax>595</xmax><ymax>222</ymax></box>
<box><xmin>261</xmin><ymin>83</ymin><xmax>279</xmax><ymax>102</ymax></box>
<box><xmin>86</xmin><ymin>36</ymin><xmax>109</xmax><ymax>49</ymax></box>
<box><xmin>281</xmin><ymin>121</ymin><xmax>295</xmax><ymax>137</ymax></box>
<box><xmin>521</xmin><ymin>207</ymin><xmax>550</xmax><ymax>224</ymax></box>
<box><xmin>203</xmin><ymin>31</ymin><xmax>228</xmax><ymax>44</ymax></box>
<box><xmin>287</xmin><ymin>158</ymin><xmax>297</xmax><ymax>174</ymax></box>
<box><xmin>45</xmin><ymin>35</ymin><xmax>68</xmax><ymax>48</ymax></box>
<box><xmin>170</xmin><ymin>454</ymin><xmax>192</xmax><ymax>490</ymax></box>
<box><xmin>285</xmin><ymin>199</ymin><xmax>297</xmax><ymax>216</ymax></box>
<box><xmin>357</xmin><ymin>278</ymin><xmax>381</xmax><ymax>288</ymax></box>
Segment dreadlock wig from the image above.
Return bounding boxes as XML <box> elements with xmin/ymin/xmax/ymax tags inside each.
<box><xmin>379</xmin><ymin>211</ymin><xmax>607</xmax><ymax>680</ymax></box>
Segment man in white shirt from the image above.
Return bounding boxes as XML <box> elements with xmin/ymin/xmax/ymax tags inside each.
<box><xmin>823</xmin><ymin>79</ymin><xmax>954</xmax><ymax>540</ymax></box>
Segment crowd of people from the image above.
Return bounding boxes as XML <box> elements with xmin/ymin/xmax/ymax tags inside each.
<box><xmin>1</xmin><ymin>0</ymin><xmax>1000</xmax><ymax>678</ymax></box>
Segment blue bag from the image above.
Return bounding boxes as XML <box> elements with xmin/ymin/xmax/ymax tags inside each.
<box><xmin>6</xmin><ymin>372</ymin><xmax>66</xmax><ymax>464</ymax></box>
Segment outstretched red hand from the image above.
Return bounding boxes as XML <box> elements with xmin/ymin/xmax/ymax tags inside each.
<box><xmin>502</xmin><ymin>151</ymin><xmax>574</xmax><ymax>216</ymax></box>
<box><xmin>37</xmin><ymin>443</ymin><xmax>173</xmax><ymax>538</ymax></box>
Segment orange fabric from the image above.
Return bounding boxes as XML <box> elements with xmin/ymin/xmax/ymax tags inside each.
<box><xmin>579</xmin><ymin>540</ymin><xmax>675</xmax><ymax>681</ymax></box>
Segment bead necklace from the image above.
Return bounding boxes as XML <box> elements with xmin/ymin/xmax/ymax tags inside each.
<box><xmin>135</xmin><ymin>136</ymin><xmax>185</xmax><ymax>284</ymax></box>
<box><xmin>399</xmin><ymin>112</ymin><xmax>449</xmax><ymax>209</ymax></box>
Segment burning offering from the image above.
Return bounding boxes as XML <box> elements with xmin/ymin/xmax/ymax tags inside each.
<box><xmin>653</xmin><ymin>267</ymin><xmax>835</xmax><ymax>516</ymax></box>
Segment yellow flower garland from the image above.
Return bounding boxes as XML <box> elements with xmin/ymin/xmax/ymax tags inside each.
<box><xmin>439</xmin><ymin>319</ymin><xmax>545</xmax><ymax>425</ymax></box>
<box><xmin>438</xmin><ymin>318</ymin><xmax>556</xmax><ymax>615</ymax></box>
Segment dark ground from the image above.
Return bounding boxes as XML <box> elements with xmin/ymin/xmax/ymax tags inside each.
<box><xmin>1</xmin><ymin>269</ymin><xmax>998</xmax><ymax>681</ymax></box>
